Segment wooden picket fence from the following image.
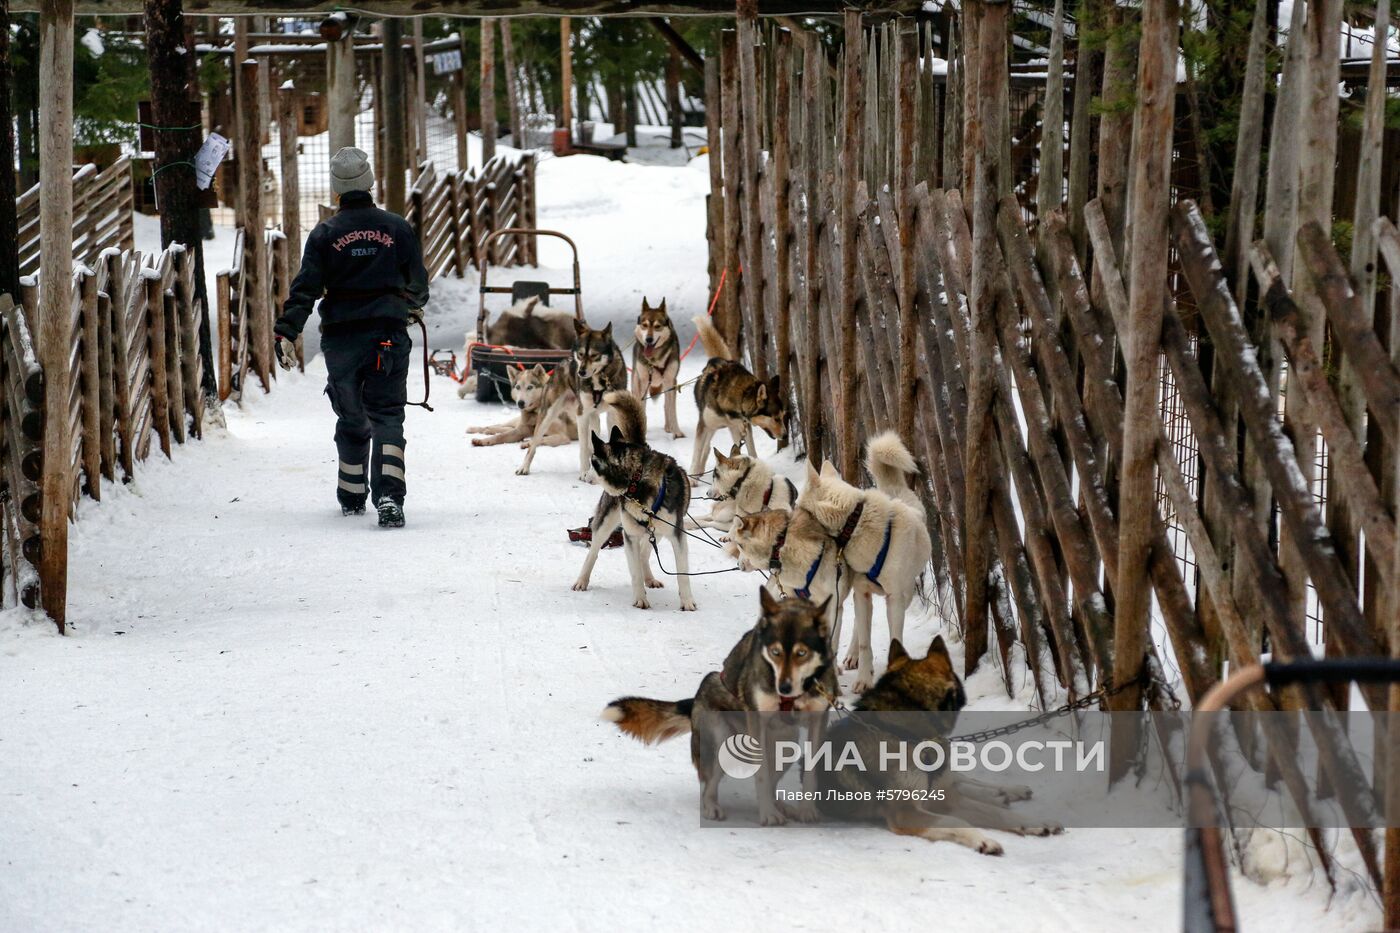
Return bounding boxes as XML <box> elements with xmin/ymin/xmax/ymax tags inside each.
<box><xmin>406</xmin><ymin>152</ymin><xmax>537</xmax><ymax>276</ymax></box>
<box><xmin>215</xmin><ymin>228</ymin><xmax>290</xmax><ymax>401</ymax></box>
<box><xmin>18</xmin><ymin>158</ymin><xmax>136</xmax><ymax>277</ymax></box>
<box><xmin>0</xmin><ymin>244</ymin><xmax>205</xmax><ymax>611</ymax></box>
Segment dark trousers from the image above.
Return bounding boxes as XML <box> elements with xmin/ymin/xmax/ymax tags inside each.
<box><xmin>323</xmin><ymin>325</ymin><xmax>410</xmax><ymax>504</ymax></box>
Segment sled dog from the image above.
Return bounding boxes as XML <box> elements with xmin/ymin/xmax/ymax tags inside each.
<box><xmin>690</xmin><ymin>446</ymin><xmax>798</xmax><ymax>539</ymax></box>
<box><xmin>516</xmin><ymin>319</ymin><xmax>628</xmax><ymax>480</ymax></box>
<box><xmin>456</xmin><ymin>296</ymin><xmax>576</xmax><ymax>399</ymax></box>
<box><xmin>631</xmin><ymin>298</ymin><xmax>685</xmax><ymax>438</ymax></box>
<box><xmin>797</xmin><ymin>433</ymin><xmax>932</xmax><ymax>692</ymax></box>
<box><xmin>689</xmin><ymin>315</ymin><xmax>787</xmax><ymax>476</ymax></box>
<box><xmin>572</xmin><ymin>394</ymin><xmax>697</xmax><ymax>611</ymax></box>
<box><xmin>467</xmin><ymin>364</ymin><xmax>577</xmax><ymax>448</ymax></box>
<box><xmin>729</xmin><ymin>506</ymin><xmax>852</xmax><ymax>660</ymax></box>
<box><xmin>816</xmin><ymin>634</ymin><xmax>1059</xmax><ymax>854</ymax></box>
<box><xmin>604</xmin><ymin>589</ymin><xmax>836</xmax><ymax>824</ymax></box>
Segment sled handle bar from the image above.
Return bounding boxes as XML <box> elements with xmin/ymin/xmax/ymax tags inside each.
<box><xmin>477</xmin><ymin>229</ymin><xmax>583</xmax><ymax>334</ymax></box>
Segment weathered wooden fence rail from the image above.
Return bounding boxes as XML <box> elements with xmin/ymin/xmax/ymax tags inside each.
<box><xmin>406</xmin><ymin>153</ymin><xmax>538</xmax><ymax>276</ymax></box>
<box><xmin>17</xmin><ymin>158</ymin><xmax>136</xmax><ymax>278</ymax></box>
<box><xmin>1</xmin><ymin>244</ymin><xmax>205</xmax><ymax>617</ymax></box>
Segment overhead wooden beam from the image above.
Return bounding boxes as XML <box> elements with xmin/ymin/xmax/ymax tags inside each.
<box><xmin>13</xmin><ymin>0</ymin><xmax>915</xmax><ymax>14</ymax></box>
<box><xmin>648</xmin><ymin>17</ymin><xmax>704</xmax><ymax>72</ymax></box>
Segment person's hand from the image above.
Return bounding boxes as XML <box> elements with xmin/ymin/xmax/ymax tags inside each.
<box><xmin>275</xmin><ymin>336</ymin><xmax>298</xmax><ymax>371</ymax></box>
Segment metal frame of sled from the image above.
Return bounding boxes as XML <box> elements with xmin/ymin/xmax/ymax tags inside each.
<box><xmin>466</xmin><ymin>228</ymin><xmax>583</xmax><ymax>403</ymax></box>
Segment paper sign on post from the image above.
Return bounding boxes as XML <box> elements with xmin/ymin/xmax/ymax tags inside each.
<box><xmin>194</xmin><ymin>133</ymin><xmax>231</xmax><ymax>190</ymax></box>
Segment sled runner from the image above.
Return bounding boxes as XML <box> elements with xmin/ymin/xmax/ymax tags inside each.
<box><xmin>467</xmin><ymin>228</ymin><xmax>584</xmax><ymax>403</ymax></box>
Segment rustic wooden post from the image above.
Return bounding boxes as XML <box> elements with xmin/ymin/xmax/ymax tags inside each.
<box><xmin>36</xmin><ymin>0</ymin><xmax>74</xmax><ymax>631</ymax></box>
<box><xmin>560</xmin><ymin>18</ymin><xmax>573</xmax><ymax>144</ymax></box>
<box><xmin>960</xmin><ymin>0</ymin><xmax>1007</xmax><ymax>675</ymax></box>
<box><xmin>704</xmin><ymin>56</ymin><xmax>725</xmax><ymax>304</ymax></box>
<box><xmin>500</xmin><ymin>20</ymin><xmax>523</xmax><ymax>146</ymax></box>
<box><xmin>382</xmin><ymin>18</ymin><xmax>408</xmax><ymax>214</ymax></box>
<box><xmin>719</xmin><ymin>30</ymin><xmax>743</xmax><ymax>349</ymax></box>
<box><xmin>736</xmin><ymin>0</ymin><xmax>767</xmax><ymax>379</ymax></box>
<box><xmin>277</xmin><ymin>84</ymin><xmax>301</xmax><ymax>271</ymax></box>
<box><xmin>1112</xmin><ymin>0</ymin><xmax>1179</xmax><ymax>712</ymax></box>
<box><xmin>326</xmin><ymin>18</ymin><xmax>357</xmax><ymax>156</ymax></box>
<box><xmin>1036</xmin><ymin>0</ymin><xmax>1065</xmax><ymax>219</ymax></box>
<box><xmin>479</xmin><ymin>18</ymin><xmax>497</xmax><ymax>165</ymax></box>
<box><xmin>453</xmin><ymin>66</ymin><xmax>470</xmax><ymax>172</ymax></box>
<box><xmin>836</xmin><ymin>10</ymin><xmax>862</xmax><ymax>480</ymax></box>
<box><xmin>0</xmin><ymin>0</ymin><xmax>18</xmax><ymax>303</ymax></box>
<box><xmin>237</xmin><ymin>60</ymin><xmax>269</xmax><ymax>391</ymax></box>
<box><xmin>412</xmin><ymin>18</ymin><xmax>429</xmax><ymax>164</ymax></box>
<box><xmin>771</xmin><ymin>28</ymin><xmax>793</xmax><ymax>409</ymax></box>
<box><xmin>1094</xmin><ymin>1</ymin><xmax>1135</xmax><ymax>250</ymax></box>
<box><xmin>78</xmin><ymin>271</ymin><xmax>99</xmax><ymax>499</ymax></box>
<box><xmin>895</xmin><ymin>20</ymin><xmax>917</xmax><ymax>443</ymax></box>
<box><xmin>1221</xmin><ymin>0</ymin><xmax>1270</xmax><ymax>306</ymax></box>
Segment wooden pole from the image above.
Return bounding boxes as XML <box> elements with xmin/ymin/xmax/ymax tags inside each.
<box><xmin>560</xmin><ymin>18</ymin><xmax>573</xmax><ymax>136</ymax></box>
<box><xmin>1035</xmin><ymin>0</ymin><xmax>1064</xmax><ymax>219</ymax></box>
<box><xmin>735</xmin><ymin>0</ymin><xmax>767</xmax><ymax>379</ymax></box>
<box><xmin>0</xmin><ymin>0</ymin><xmax>19</xmax><ymax>301</ymax></box>
<box><xmin>1095</xmin><ymin>1</ymin><xmax>1135</xmax><ymax>249</ymax></box>
<box><xmin>479</xmin><ymin>17</ymin><xmax>496</xmax><ymax>164</ymax></box>
<box><xmin>895</xmin><ymin>19</ymin><xmax>917</xmax><ymax>442</ymax></box>
<box><xmin>771</xmin><ymin>29</ymin><xmax>792</xmax><ymax>405</ymax></box>
<box><xmin>719</xmin><ymin>30</ymin><xmax>742</xmax><ymax>349</ymax></box>
<box><xmin>277</xmin><ymin>82</ymin><xmax>301</xmax><ymax>275</ymax></box>
<box><xmin>665</xmin><ymin>46</ymin><xmax>683</xmax><ymax>148</ymax></box>
<box><xmin>382</xmin><ymin>18</ymin><xmax>407</xmax><ymax>214</ymax></box>
<box><xmin>37</xmin><ymin>0</ymin><xmax>74</xmax><ymax>632</ymax></box>
<box><xmin>237</xmin><ymin>59</ymin><xmax>269</xmax><ymax>390</ymax></box>
<box><xmin>412</xmin><ymin>17</ymin><xmax>428</xmax><ymax>164</ymax></box>
<box><xmin>1112</xmin><ymin>0</ymin><xmax>1178</xmax><ymax>711</ymax></box>
<box><xmin>500</xmin><ymin>20</ymin><xmax>523</xmax><ymax>146</ymax></box>
<box><xmin>961</xmin><ymin>0</ymin><xmax>1007</xmax><ymax>676</ymax></box>
<box><xmin>836</xmin><ymin>9</ymin><xmax>861</xmax><ymax>480</ymax></box>
<box><xmin>1221</xmin><ymin>0</ymin><xmax>1270</xmax><ymax>307</ymax></box>
<box><xmin>328</xmin><ymin>25</ymin><xmax>357</xmax><ymax>155</ymax></box>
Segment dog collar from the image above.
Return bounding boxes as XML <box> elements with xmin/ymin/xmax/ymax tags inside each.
<box><xmin>768</xmin><ymin>526</ymin><xmax>787</xmax><ymax>572</ymax></box>
<box><xmin>718</xmin><ymin>462</ymin><xmax>754</xmax><ymax>502</ymax></box>
<box><xmin>834</xmin><ymin>502</ymin><xmax>865</xmax><ymax>550</ymax></box>
<box><xmin>762</xmin><ymin>478</ymin><xmax>775</xmax><ymax>508</ymax></box>
<box><xmin>627</xmin><ymin>472</ymin><xmax>668</xmax><ymax>515</ymax></box>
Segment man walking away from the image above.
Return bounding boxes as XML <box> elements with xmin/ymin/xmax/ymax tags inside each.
<box><xmin>273</xmin><ymin>147</ymin><xmax>430</xmax><ymax>528</ymax></box>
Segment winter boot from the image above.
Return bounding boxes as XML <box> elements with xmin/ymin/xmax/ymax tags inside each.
<box><xmin>338</xmin><ymin>492</ymin><xmax>367</xmax><ymax>516</ymax></box>
<box><xmin>376</xmin><ymin>496</ymin><xmax>405</xmax><ymax>528</ymax></box>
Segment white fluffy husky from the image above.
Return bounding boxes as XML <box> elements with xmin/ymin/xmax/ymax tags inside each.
<box><xmin>797</xmin><ymin>433</ymin><xmax>930</xmax><ymax>692</ymax></box>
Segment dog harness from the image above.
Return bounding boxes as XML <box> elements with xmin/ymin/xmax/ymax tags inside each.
<box><xmin>769</xmin><ymin>521</ymin><xmax>825</xmax><ymax>600</ymax></box>
<box><xmin>835</xmin><ymin>501</ymin><xmax>893</xmax><ymax>584</ymax></box>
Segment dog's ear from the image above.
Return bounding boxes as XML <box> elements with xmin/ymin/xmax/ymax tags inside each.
<box><xmin>754</xmin><ymin>382</ymin><xmax>768</xmax><ymax>404</ymax></box>
<box><xmin>820</xmin><ymin>460</ymin><xmax>840</xmax><ymax>480</ymax></box>
<box><xmin>659</xmin><ymin>298</ymin><xmax>667</xmax><ymax>313</ymax></box>
<box><xmin>713</xmin><ymin>447</ymin><xmax>729</xmax><ymax>467</ymax></box>
<box><xmin>641</xmin><ymin>296</ymin><xmax>651</xmax><ymax>313</ymax></box>
<box><xmin>530</xmin><ymin>363</ymin><xmax>546</xmax><ymax>376</ymax></box>
<box><xmin>602</xmin><ymin>322</ymin><xmax>614</xmax><ymax>340</ymax></box>
<box><xmin>805</xmin><ymin>462</ymin><xmax>821</xmax><ymax>488</ymax></box>
<box><xmin>609</xmin><ymin>425</ymin><xmax>625</xmax><ymax>445</ymax></box>
<box><xmin>759</xmin><ymin>585</ymin><xmax>782</xmax><ymax>617</ymax></box>
<box><xmin>888</xmin><ymin>638</ymin><xmax>910</xmax><ymax>667</ymax></box>
<box><xmin>928</xmin><ymin>634</ymin><xmax>951</xmax><ymax>659</ymax></box>
<box><xmin>574</xmin><ymin>318</ymin><xmax>588</xmax><ymax>337</ymax></box>
<box><xmin>591</xmin><ymin>432</ymin><xmax>609</xmax><ymax>458</ymax></box>
<box><xmin>728</xmin><ymin>443</ymin><xmax>741</xmax><ymax>458</ymax></box>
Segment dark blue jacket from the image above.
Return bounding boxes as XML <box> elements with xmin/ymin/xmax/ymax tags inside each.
<box><xmin>274</xmin><ymin>191</ymin><xmax>430</xmax><ymax>339</ymax></box>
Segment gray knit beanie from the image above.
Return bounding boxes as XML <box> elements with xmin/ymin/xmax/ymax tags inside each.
<box><xmin>330</xmin><ymin>147</ymin><xmax>374</xmax><ymax>195</ymax></box>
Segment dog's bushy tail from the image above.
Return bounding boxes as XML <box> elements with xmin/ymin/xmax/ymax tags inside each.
<box><xmin>602</xmin><ymin>697</ymin><xmax>694</xmax><ymax>744</ymax></box>
<box><xmin>692</xmin><ymin>315</ymin><xmax>733</xmax><ymax>361</ymax></box>
<box><xmin>865</xmin><ymin>431</ymin><xmax>918</xmax><ymax>494</ymax></box>
<box><xmin>603</xmin><ymin>389</ymin><xmax>647</xmax><ymax>443</ymax></box>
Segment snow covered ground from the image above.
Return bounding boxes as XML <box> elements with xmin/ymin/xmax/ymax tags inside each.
<box><xmin>0</xmin><ymin>153</ymin><xmax>1383</xmax><ymax>931</ymax></box>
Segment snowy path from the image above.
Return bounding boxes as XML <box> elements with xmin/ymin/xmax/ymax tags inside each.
<box><xmin>0</xmin><ymin>155</ymin><xmax>1378</xmax><ymax>931</ymax></box>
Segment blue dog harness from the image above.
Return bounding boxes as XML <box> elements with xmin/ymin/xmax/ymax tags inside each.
<box><xmin>769</xmin><ymin>521</ymin><xmax>825</xmax><ymax>600</ymax></box>
<box><xmin>626</xmin><ymin>471</ymin><xmax>668</xmax><ymax>517</ymax></box>
<box><xmin>835</xmin><ymin>501</ymin><xmax>893</xmax><ymax>584</ymax></box>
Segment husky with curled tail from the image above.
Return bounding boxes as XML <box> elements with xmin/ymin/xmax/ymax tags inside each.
<box><xmin>797</xmin><ymin>432</ymin><xmax>931</xmax><ymax>692</ymax></box>
<box><xmin>689</xmin><ymin>316</ymin><xmax>787</xmax><ymax>477</ymax></box>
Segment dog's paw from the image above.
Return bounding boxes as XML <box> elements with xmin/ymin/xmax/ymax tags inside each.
<box><xmin>975</xmin><ymin>835</ymin><xmax>1004</xmax><ymax>856</ymax></box>
<box><xmin>679</xmin><ymin>599</ymin><xmax>697</xmax><ymax>611</ymax></box>
<box><xmin>757</xmin><ymin>805</ymin><xmax>788</xmax><ymax>827</ymax></box>
<box><xmin>515</xmin><ymin>466</ymin><xmax>531</xmax><ymax>476</ymax></box>
<box><xmin>670</xmin><ymin>430</ymin><xmax>686</xmax><ymax>439</ymax></box>
<box><xmin>851</xmin><ymin>676</ymin><xmax>873</xmax><ymax>694</ymax></box>
<box><xmin>702</xmin><ymin>801</ymin><xmax>726</xmax><ymax>821</ymax></box>
<box><xmin>783</xmin><ymin>801</ymin><xmax>820</xmax><ymax>824</ymax></box>
<box><xmin>571</xmin><ymin>579</ymin><xmax>590</xmax><ymax>592</ymax></box>
<box><xmin>633</xmin><ymin>597</ymin><xmax>651</xmax><ymax>610</ymax></box>
<box><xmin>646</xmin><ymin>578</ymin><xmax>665</xmax><ymax>589</ymax></box>
<box><xmin>994</xmin><ymin>784</ymin><xmax>1034</xmax><ymax>804</ymax></box>
<box><xmin>1014</xmin><ymin>822</ymin><xmax>1063</xmax><ymax>837</ymax></box>
<box><xmin>518</xmin><ymin>440</ymin><xmax>530</xmax><ymax>449</ymax></box>
<box><xmin>842</xmin><ymin>652</ymin><xmax>860</xmax><ymax>672</ymax></box>
<box><xmin>471</xmin><ymin>438</ymin><xmax>488</xmax><ymax>447</ymax></box>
